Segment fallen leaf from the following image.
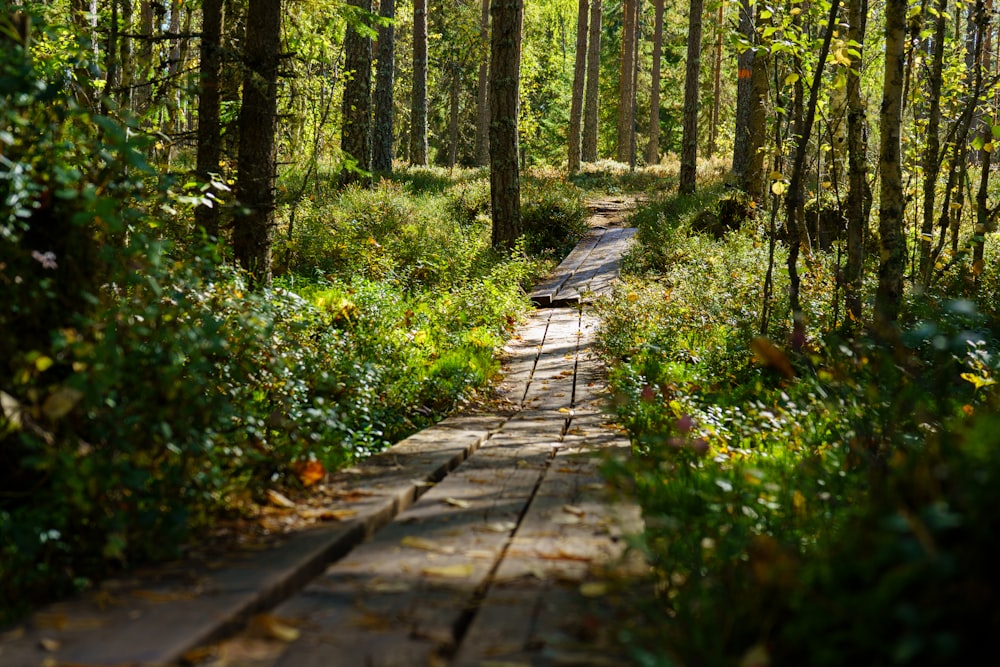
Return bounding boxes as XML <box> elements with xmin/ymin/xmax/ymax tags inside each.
<box><xmin>366</xmin><ymin>580</ymin><xmax>412</xmax><ymax>593</ymax></box>
<box><xmin>297</xmin><ymin>508</ymin><xmax>357</xmax><ymax>521</ymax></box>
<box><xmin>401</xmin><ymin>536</ymin><xmax>456</xmax><ymax>554</ymax></box>
<box><xmin>249</xmin><ymin>614</ymin><xmax>300</xmax><ymax>642</ymax></box>
<box><xmin>293</xmin><ymin>460</ymin><xmax>326</xmax><ymax>487</ymax></box>
<box><xmin>579</xmin><ymin>582</ymin><xmax>608</xmax><ymax>598</ymax></box>
<box><xmin>442</xmin><ymin>497</ymin><xmax>471</xmax><ymax>509</ymax></box>
<box><xmin>464</xmin><ymin>549</ymin><xmax>494</xmax><ymax>559</ymax></box>
<box><xmin>131</xmin><ymin>588</ymin><xmax>194</xmax><ymax>603</ymax></box>
<box><xmin>553</xmin><ymin>514</ymin><xmax>581</xmax><ymax>525</ymax></box>
<box><xmin>422</xmin><ymin>563</ymin><xmax>474</xmax><ymax>578</ymax></box>
<box><xmin>562</xmin><ymin>505</ymin><xmax>586</xmax><ymax>517</ymax></box>
<box><xmin>266</xmin><ymin>489</ymin><xmax>297</xmax><ymax>509</ymax></box>
<box><xmin>0</xmin><ymin>625</ymin><xmax>25</xmax><ymax>642</ymax></box>
<box><xmin>484</xmin><ymin>521</ymin><xmax>517</xmax><ymax>533</ymax></box>
<box><xmin>39</xmin><ymin>637</ymin><xmax>60</xmax><ymax>652</ymax></box>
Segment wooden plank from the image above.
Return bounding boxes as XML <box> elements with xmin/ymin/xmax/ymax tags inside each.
<box><xmin>246</xmin><ymin>429</ymin><xmax>561</xmax><ymax>667</ymax></box>
<box><xmin>528</xmin><ymin>229</ymin><xmax>607</xmax><ymax>306</ymax></box>
<box><xmin>550</xmin><ymin>228</ymin><xmax>636</xmax><ymax>305</ymax></box>
<box><xmin>0</xmin><ymin>421</ymin><xmax>500</xmax><ymax>667</ymax></box>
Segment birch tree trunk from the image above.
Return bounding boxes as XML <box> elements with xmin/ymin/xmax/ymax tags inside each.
<box><xmin>876</xmin><ymin>0</ymin><xmax>907</xmax><ymax>326</ymax></box>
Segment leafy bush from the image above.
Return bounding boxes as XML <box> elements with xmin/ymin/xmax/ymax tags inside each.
<box><xmin>520</xmin><ymin>177</ymin><xmax>588</xmax><ymax>257</ymax></box>
<box><xmin>598</xmin><ymin>194</ymin><xmax>1000</xmax><ymax>666</ymax></box>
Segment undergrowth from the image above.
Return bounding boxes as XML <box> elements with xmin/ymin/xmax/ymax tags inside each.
<box><xmin>598</xmin><ymin>186</ymin><xmax>1000</xmax><ymax>666</ymax></box>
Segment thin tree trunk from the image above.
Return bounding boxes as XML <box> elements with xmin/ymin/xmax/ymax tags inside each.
<box><xmin>135</xmin><ymin>0</ymin><xmax>153</xmax><ymax>113</ymax></box>
<box><xmin>918</xmin><ymin>0</ymin><xmax>948</xmax><ymax>285</ymax></box>
<box><xmin>732</xmin><ymin>0</ymin><xmax>753</xmax><ymax>184</ymax></box>
<box><xmin>582</xmin><ymin>0</ymin><xmax>602</xmax><ymax>162</ymax></box>
<box><xmin>234</xmin><ymin>0</ymin><xmax>282</xmax><ymax>288</ymax></box>
<box><xmin>785</xmin><ymin>0</ymin><xmax>840</xmax><ymax>338</ymax></box>
<box><xmin>119</xmin><ymin>0</ymin><xmax>133</xmax><ymax>111</ymax></box>
<box><xmin>708</xmin><ymin>1</ymin><xmax>723</xmax><ymax>159</ymax></box>
<box><xmin>568</xmin><ymin>0</ymin><xmax>589</xmax><ymax>174</ymax></box>
<box><xmin>410</xmin><ymin>0</ymin><xmax>429</xmax><ymax>166</ymax></box>
<box><xmin>844</xmin><ymin>0</ymin><xmax>870</xmax><ymax>326</ymax></box>
<box><xmin>647</xmin><ymin>0</ymin><xmax>664</xmax><ymax>165</ymax></box>
<box><xmin>973</xmin><ymin>0</ymin><xmax>992</xmax><ymax>287</ymax></box>
<box><xmin>341</xmin><ymin>0</ymin><xmax>373</xmax><ymax>186</ymax></box>
<box><xmin>448</xmin><ymin>61</ymin><xmax>461</xmax><ymax>169</ymax></box>
<box><xmin>475</xmin><ymin>0</ymin><xmax>490</xmax><ymax>166</ymax></box>
<box><xmin>195</xmin><ymin>0</ymin><xmax>225</xmax><ymax>240</ymax></box>
<box><xmin>876</xmin><ymin>0</ymin><xmax>907</xmax><ymax>326</ymax></box>
<box><xmin>489</xmin><ymin>0</ymin><xmax>524</xmax><ymax>249</ymax></box>
<box><xmin>679</xmin><ymin>0</ymin><xmax>705</xmax><ymax>194</ymax></box>
<box><xmin>743</xmin><ymin>28</ymin><xmax>768</xmax><ymax>202</ymax></box>
<box><xmin>372</xmin><ymin>0</ymin><xmax>396</xmax><ymax>174</ymax></box>
<box><xmin>617</xmin><ymin>0</ymin><xmax>637</xmax><ymax>164</ymax></box>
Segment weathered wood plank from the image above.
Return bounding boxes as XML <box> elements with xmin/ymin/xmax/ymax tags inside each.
<box><xmin>528</xmin><ymin>229</ymin><xmax>607</xmax><ymax>306</ymax></box>
<box><xmin>550</xmin><ymin>227</ymin><xmax>637</xmax><ymax>305</ymax></box>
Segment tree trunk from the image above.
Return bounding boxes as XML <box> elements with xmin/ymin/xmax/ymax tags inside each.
<box><xmin>475</xmin><ymin>0</ymin><xmax>490</xmax><ymax>166</ymax></box>
<box><xmin>876</xmin><ymin>0</ymin><xmax>907</xmax><ymax>326</ymax></box>
<box><xmin>119</xmin><ymin>0</ymin><xmax>133</xmax><ymax>111</ymax></box>
<box><xmin>844</xmin><ymin>0</ymin><xmax>870</xmax><ymax>326</ymax></box>
<box><xmin>568</xmin><ymin>0</ymin><xmax>588</xmax><ymax>174</ymax></box>
<box><xmin>341</xmin><ymin>0</ymin><xmax>373</xmax><ymax>186</ymax></box>
<box><xmin>582</xmin><ymin>0</ymin><xmax>602</xmax><ymax>162</ymax></box>
<box><xmin>785</xmin><ymin>0</ymin><xmax>840</xmax><ymax>338</ymax></box>
<box><xmin>195</xmin><ymin>0</ymin><xmax>226</xmax><ymax>240</ymax></box>
<box><xmin>646</xmin><ymin>0</ymin><xmax>664</xmax><ymax>165</ymax></box>
<box><xmin>732</xmin><ymin>0</ymin><xmax>753</xmax><ymax>184</ymax></box>
<box><xmin>918</xmin><ymin>0</ymin><xmax>947</xmax><ymax>285</ymax></box>
<box><xmin>679</xmin><ymin>0</ymin><xmax>704</xmax><ymax>194</ymax></box>
<box><xmin>234</xmin><ymin>0</ymin><xmax>282</xmax><ymax>288</ymax></box>
<box><xmin>410</xmin><ymin>0</ymin><xmax>429</xmax><ymax>165</ymax></box>
<box><xmin>617</xmin><ymin>0</ymin><xmax>637</xmax><ymax>164</ymax></box>
<box><xmin>448</xmin><ymin>61</ymin><xmax>461</xmax><ymax>168</ymax></box>
<box><xmin>489</xmin><ymin>0</ymin><xmax>523</xmax><ymax>250</ymax></box>
<box><xmin>372</xmin><ymin>0</ymin><xmax>396</xmax><ymax>174</ymax></box>
<box><xmin>708</xmin><ymin>1</ymin><xmax>723</xmax><ymax>159</ymax></box>
<box><xmin>135</xmin><ymin>0</ymin><xmax>153</xmax><ymax>113</ymax></box>
<box><xmin>743</xmin><ymin>40</ymin><xmax>768</xmax><ymax>201</ymax></box>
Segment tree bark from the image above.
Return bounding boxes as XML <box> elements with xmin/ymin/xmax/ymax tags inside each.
<box><xmin>341</xmin><ymin>0</ymin><xmax>373</xmax><ymax>186</ymax></box>
<box><xmin>372</xmin><ymin>0</ymin><xmax>396</xmax><ymax>174</ymax></box>
<box><xmin>234</xmin><ymin>0</ymin><xmax>282</xmax><ymax>288</ymax></box>
<box><xmin>785</xmin><ymin>0</ymin><xmax>840</xmax><ymax>337</ymax></box>
<box><xmin>876</xmin><ymin>0</ymin><xmax>907</xmax><ymax>326</ymax></box>
<box><xmin>568</xmin><ymin>0</ymin><xmax>588</xmax><ymax>174</ymax></box>
<box><xmin>646</xmin><ymin>0</ymin><xmax>664</xmax><ymax>165</ymax></box>
<box><xmin>844</xmin><ymin>0</ymin><xmax>871</xmax><ymax>326</ymax></box>
<box><xmin>581</xmin><ymin>0</ymin><xmax>602</xmax><ymax>162</ymax></box>
<box><xmin>918</xmin><ymin>0</ymin><xmax>947</xmax><ymax>285</ymax></box>
<box><xmin>489</xmin><ymin>0</ymin><xmax>523</xmax><ymax>250</ymax></box>
<box><xmin>475</xmin><ymin>0</ymin><xmax>491</xmax><ymax>166</ymax></box>
<box><xmin>679</xmin><ymin>0</ymin><xmax>704</xmax><ymax>194</ymax></box>
<box><xmin>732</xmin><ymin>0</ymin><xmax>754</xmax><ymax>184</ymax></box>
<box><xmin>708</xmin><ymin>1</ymin><xmax>723</xmax><ymax>159</ymax></box>
<box><xmin>410</xmin><ymin>0</ymin><xmax>429</xmax><ymax>165</ymax></box>
<box><xmin>195</xmin><ymin>0</ymin><xmax>226</xmax><ymax>240</ymax></box>
<box><xmin>448</xmin><ymin>61</ymin><xmax>461</xmax><ymax>168</ymax></box>
<box><xmin>617</xmin><ymin>0</ymin><xmax>637</xmax><ymax>164</ymax></box>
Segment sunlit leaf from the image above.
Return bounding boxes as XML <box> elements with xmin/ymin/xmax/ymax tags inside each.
<box><xmin>443</xmin><ymin>497</ymin><xmax>471</xmax><ymax>509</ymax></box>
<box><xmin>42</xmin><ymin>387</ymin><xmax>84</xmax><ymax>420</ymax></box>
<box><xmin>422</xmin><ymin>563</ymin><xmax>474</xmax><ymax>578</ymax></box>
<box><xmin>266</xmin><ymin>489</ymin><xmax>297</xmax><ymax>509</ymax></box>
<box><xmin>960</xmin><ymin>372</ymin><xmax>995</xmax><ymax>390</ymax></box>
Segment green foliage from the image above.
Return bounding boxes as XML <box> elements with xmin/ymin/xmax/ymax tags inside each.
<box><xmin>599</xmin><ymin>194</ymin><xmax>1000</xmax><ymax>665</ymax></box>
<box><xmin>520</xmin><ymin>175</ymin><xmax>589</xmax><ymax>257</ymax></box>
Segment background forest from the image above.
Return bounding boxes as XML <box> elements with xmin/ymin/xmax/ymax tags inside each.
<box><xmin>3</xmin><ymin>0</ymin><xmax>1000</xmax><ymax>664</ymax></box>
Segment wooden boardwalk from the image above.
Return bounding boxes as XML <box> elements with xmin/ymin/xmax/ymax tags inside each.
<box><xmin>0</xmin><ymin>203</ymin><xmax>644</xmax><ymax>667</ymax></box>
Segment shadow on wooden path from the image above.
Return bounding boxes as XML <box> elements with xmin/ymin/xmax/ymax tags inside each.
<box><xmin>0</xmin><ymin>200</ymin><xmax>647</xmax><ymax>667</ymax></box>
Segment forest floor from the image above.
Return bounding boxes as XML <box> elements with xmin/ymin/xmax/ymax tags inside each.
<box><xmin>0</xmin><ymin>197</ymin><xmax>649</xmax><ymax>667</ymax></box>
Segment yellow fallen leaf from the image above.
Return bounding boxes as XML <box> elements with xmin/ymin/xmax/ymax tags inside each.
<box><xmin>422</xmin><ymin>563</ymin><xmax>474</xmax><ymax>578</ymax></box>
<box><xmin>366</xmin><ymin>580</ymin><xmax>412</xmax><ymax>593</ymax></box>
<box><xmin>562</xmin><ymin>505</ymin><xmax>586</xmax><ymax>517</ymax></box>
<box><xmin>401</xmin><ymin>536</ymin><xmax>456</xmax><ymax>554</ymax></box>
<box><xmin>249</xmin><ymin>614</ymin><xmax>300</xmax><ymax>642</ymax></box>
<box><xmin>579</xmin><ymin>582</ymin><xmax>608</xmax><ymax>597</ymax></box>
<box><xmin>39</xmin><ymin>637</ymin><xmax>60</xmax><ymax>652</ymax></box>
<box><xmin>266</xmin><ymin>489</ymin><xmax>297</xmax><ymax>509</ymax></box>
<box><xmin>297</xmin><ymin>508</ymin><xmax>357</xmax><ymax>521</ymax></box>
<box><xmin>442</xmin><ymin>497</ymin><xmax>471</xmax><ymax>509</ymax></box>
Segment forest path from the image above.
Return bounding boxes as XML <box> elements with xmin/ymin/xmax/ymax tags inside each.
<box><xmin>0</xmin><ymin>197</ymin><xmax>646</xmax><ymax>667</ymax></box>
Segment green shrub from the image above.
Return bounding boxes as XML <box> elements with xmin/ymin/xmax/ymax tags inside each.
<box><xmin>520</xmin><ymin>178</ymin><xmax>588</xmax><ymax>257</ymax></box>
